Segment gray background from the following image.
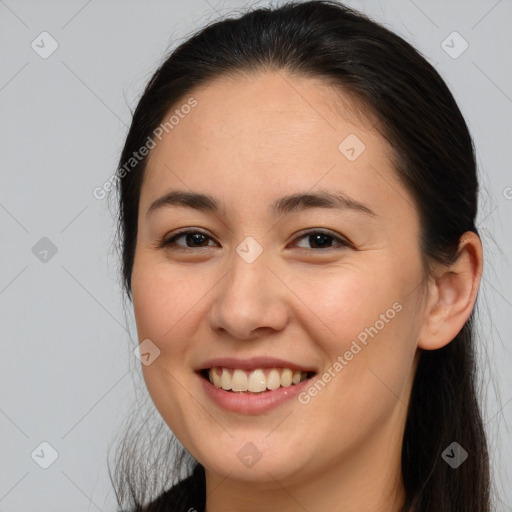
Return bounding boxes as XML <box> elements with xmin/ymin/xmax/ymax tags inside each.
<box><xmin>0</xmin><ymin>0</ymin><xmax>511</xmax><ymax>510</ymax></box>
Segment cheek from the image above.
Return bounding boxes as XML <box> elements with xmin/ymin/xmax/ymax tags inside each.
<box><xmin>289</xmin><ymin>264</ymin><xmax>405</xmax><ymax>354</ymax></box>
<box><xmin>290</xmin><ymin>264</ymin><xmax>419</xmax><ymax>427</ymax></box>
<box><xmin>131</xmin><ymin>252</ymin><xmax>201</xmax><ymax>343</ymax></box>
<box><xmin>131</xmin><ymin>258</ymin><xmax>207</xmax><ymax>436</ymax></box>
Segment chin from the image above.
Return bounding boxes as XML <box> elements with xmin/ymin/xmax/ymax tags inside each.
<box><xmin>196</xmin><ymin>437</ymin><xmax>314</xmax><ymax>485</ymax></box>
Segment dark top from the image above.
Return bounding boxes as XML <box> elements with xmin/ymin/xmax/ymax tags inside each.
<box><xmin>141</xmin><ymin>463</ymin><xmax>206</xmax><ymax>512</ymax></box>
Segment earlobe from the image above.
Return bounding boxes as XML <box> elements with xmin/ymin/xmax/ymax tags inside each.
<box><xmin>418</xmin><ymin>232</ymin><xmax>483</xmax><ymax>351</ymax></box>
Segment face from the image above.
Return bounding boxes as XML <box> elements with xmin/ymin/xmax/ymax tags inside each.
<box><xmin>131</xmin><ymin>70</ymin><xmax>427</xmax><ymax>490</ymax></box>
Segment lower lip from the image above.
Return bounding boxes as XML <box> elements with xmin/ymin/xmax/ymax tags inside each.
<box><xmin>198</xmin><ymin>371</ymin><xmax>315</xmax><ymax>414</ymax></box>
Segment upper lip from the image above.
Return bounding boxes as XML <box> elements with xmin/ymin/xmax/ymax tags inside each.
<box><xmin>197</xmin><ymin>356</ymin><xmax>317</xmax><ymax>373</ymax></box>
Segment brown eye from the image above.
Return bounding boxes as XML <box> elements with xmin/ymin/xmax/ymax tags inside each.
<box><xmin>159</xmin><ymin>229</ymin><xmax>351</xmax><ymax>251</ymax></box>
<box><xmin>160</xmin><ymin>230</ymin><xmax>217</xmax><ymax>249</ymax></box>
<box><xmin>292</xmin><ymin>230</ymin><xmax>351</xmax><ymax>250</ymax></box>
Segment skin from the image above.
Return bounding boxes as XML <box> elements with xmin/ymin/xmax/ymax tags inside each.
<box><xmin>130</xmin><ymin>70</ymin><xmax>483</xmax><ymax>512</ymax></box>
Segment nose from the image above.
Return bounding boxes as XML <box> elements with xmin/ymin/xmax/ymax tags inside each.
<box><xmin>206</xmin><ymin>249</ymin><xmax>289</xmax><ymax>340</ymax></box>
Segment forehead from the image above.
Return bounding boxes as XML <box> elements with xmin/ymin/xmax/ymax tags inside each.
<box><xmin>140</xmin><ymin>70</ymin><xmax>410</xmax><ymax>221</ymax></box>
<box><xmin>175</xmin><ymin>69</ymin><xmax>379</xmax><ymax>152</ymax></box>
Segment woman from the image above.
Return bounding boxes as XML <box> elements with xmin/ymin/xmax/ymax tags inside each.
<box><xmin>108</xmin><ymin>1</ymin><xmax>491</xmax><ymax>510</ymax></box>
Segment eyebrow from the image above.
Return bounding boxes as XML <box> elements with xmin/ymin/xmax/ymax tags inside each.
<box><xmin>146</xmin><ymin>188</ymin><xmax>377</xmax><ymax>218</ymax></box>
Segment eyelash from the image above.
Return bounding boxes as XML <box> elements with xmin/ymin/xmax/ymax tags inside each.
<box><xmin>158</xmin><ymin>228</ymin><xmax>352</xmax><ymax>252</ymax></box>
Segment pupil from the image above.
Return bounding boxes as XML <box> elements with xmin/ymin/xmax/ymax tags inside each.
<box><xmin>188</xmin><ymin>233</ymin><xmax>207</xmax><ymax>246</ymax></box>
<box><xmin>310</xmin><ymin>233</ymin><xmax>331</xmax><ymax>248</ymax></box>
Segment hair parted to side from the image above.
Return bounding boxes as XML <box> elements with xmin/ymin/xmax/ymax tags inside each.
<box><xmin>108</xmin><ymin>1</ymin><xmax>491</xmax><ymax>511</ymax></box>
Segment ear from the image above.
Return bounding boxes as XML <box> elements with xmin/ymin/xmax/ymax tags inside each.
<box><xmin>418</xmin><ymin>231</ymin><xmax>483</xmax><ymax>350</ymax></box>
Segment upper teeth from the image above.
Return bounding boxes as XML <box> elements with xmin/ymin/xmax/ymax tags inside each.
<box><xmin>208</xmin><ymin>367</ymin><xmax>309</xmax><ymax>393</ymax></box>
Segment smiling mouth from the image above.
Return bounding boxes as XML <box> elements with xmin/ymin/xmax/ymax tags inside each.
<box><xmin>199</xmin><ymin>367</ymin><xmax>317</xmax><ymax>393</ymax></box>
